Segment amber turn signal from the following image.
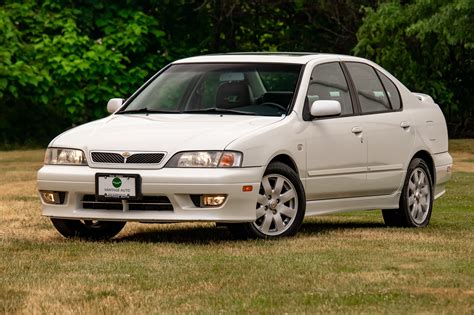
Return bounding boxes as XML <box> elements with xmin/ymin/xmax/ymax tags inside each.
<box><xmin>242</xmin><ymin>185</ymin><xmax>253</xmax><ymax>192</ymax></box>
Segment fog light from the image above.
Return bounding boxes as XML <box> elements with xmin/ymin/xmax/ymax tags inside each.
<box><xmin>39</xmin><ymin>191</ymin><xmax>64</xmax><ymax>204</ymax></box>
<box><xmin>201</xmin><ymin>194</ymin><xmax>227</xmax><ymax>207</ymax></box>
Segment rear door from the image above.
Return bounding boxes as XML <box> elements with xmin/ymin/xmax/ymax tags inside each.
<box><xmin>344</xmin><ymin>62</ymin><xmax>414</xmax><ymax>196</ymax></box>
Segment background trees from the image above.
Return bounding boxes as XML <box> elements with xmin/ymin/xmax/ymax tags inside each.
<box><xmin>354</xmin><ymin>0</ymin><xmax>474</xmax><ymax>137</ymax></box>
<box><xmin>0</xmin><ymin>0</ymin><xmax>472</xmax><ymax>147</ymax></box>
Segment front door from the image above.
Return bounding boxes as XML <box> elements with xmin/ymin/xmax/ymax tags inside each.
<box><xmin>304</xmin><ymin>62</ymin><xmax>368</xmax><ymax>200</ymax></box>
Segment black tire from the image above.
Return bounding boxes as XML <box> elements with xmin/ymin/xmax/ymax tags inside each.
<box><xmin>382</xmin><ymin>158</ymin><xmax>434</xmax><ymax>228</ymax></box>
<box><xmin>51</xmin><ymin>218</ymin><xmax>126</xmax><ymax>240</ymax></box>
<box><xmin>228</xmin><ymin>162</ymin><xmax>306</xmax><ymax>239</ymax></box>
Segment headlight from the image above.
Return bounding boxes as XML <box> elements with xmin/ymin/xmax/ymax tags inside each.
<box><xmin>44</xmin><ymin>148</ymin><xmax>87</xmax><ymax>165</ymax></box>
<box><xmin>165</xmin><ymin>151</ymin><xmax>242</xmax><ymax>168</ymax></box>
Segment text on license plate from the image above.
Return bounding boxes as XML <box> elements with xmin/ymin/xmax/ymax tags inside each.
<box><xmin>97</xmin><ymin>175</ymin><xmax>137</xmax><ymax>199</ymax></box>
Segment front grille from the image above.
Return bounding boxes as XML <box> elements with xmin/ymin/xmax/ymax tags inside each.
<box><xmin>82</xmin><ymin>195</ymin><xmax>173</xmax><ymax>211</ymax></box>
<box><xmin>91</xmin><ymin>152</ymin><xmax>124</xmax><ymax>164</ymax></box>
<box><xmin>91</xmin><ymin>152</ymin><xmax>165</xmax><ymax>164</ymax></box>
<box><xmin>126</xmin><ymin>153</ymin><xmax>165</xmax><ymax>164</ymax></box>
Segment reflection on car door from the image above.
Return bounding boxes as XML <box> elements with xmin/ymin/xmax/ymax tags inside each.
<box><xmin>344</xmin><ymin>62</ymin><xmax>414</xmax><ymax>196</ymax></box>
<box><xmin>305</xmin><ymin>62</ymin><xmax>369</xmax><ymax>200</ymax></box>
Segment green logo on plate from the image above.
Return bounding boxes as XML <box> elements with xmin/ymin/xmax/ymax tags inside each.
<box><xmin>112</xmin><ymin>177</ymin><xmax>122</xmax><ymax>188</ymax></box>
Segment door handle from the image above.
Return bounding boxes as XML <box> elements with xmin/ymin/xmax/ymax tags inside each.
<box><xmin>351</xmin><ymin>126</ymin><xmax>363</xmax><ymax>134</ymax></box>
<box><xmin>400</xmin><ymin>121</ymin><xmax>411</xmax><ymax>129</ymax></box>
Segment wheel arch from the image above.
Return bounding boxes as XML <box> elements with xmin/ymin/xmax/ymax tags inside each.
<box><xmin>268</xmin><ymin>154</ymin><xmax>299</xmax><ymax>176</ymax></box>
<box><xmin>411</xmin><ymin>150</ymin><xmax>435</xmax><ymax>184</ymax></box>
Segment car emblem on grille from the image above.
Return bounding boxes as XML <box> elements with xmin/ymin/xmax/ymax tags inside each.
<box><xmin>122</xmin><ymin>152</ymin><xmax>131</xmax><ymax>158</ymax></box>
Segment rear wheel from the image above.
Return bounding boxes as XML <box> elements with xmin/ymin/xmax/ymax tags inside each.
<box><xmin>382</xmin><ymin>158</ymin><xmax>433</xmax><ymax>227</ymax></box>
<box><xmin>228</xmin><ymin>162</ymin><xmax>305</xmax><ymax>238</ymax></box>
<box><xmin>51</xmin><ymin>219</ymin><xmax>126</xmax><ymax>240</ymax></box>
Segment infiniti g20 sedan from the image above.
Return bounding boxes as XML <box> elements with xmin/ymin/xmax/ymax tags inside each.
<box><xmin>37</xmin><ymin>53</ymin><xmax>453</xmax><ymax>239</ymax></box>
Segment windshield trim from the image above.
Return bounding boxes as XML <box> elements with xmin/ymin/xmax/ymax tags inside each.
<box><xmin>285</xmin><ymin>63</ymin><xmax>306</xmax><ymax>116</ymax></box>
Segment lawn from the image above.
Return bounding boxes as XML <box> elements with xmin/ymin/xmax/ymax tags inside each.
<box><xmin>0</xmin><ymin>141</ymin><xmax>473</xmax><ymax>313</ymax></box>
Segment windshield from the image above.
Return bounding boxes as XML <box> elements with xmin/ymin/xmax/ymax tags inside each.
<box><xmin>120</xmin><ymin>63</ymin><xmax>303</xmax><ymax>116</ymax></box>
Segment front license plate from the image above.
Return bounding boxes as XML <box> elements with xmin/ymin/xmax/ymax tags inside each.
<box><xmin>95</xmin><ymin>174</ymin><xmax>141</xmax><ymax>200</ymax></box>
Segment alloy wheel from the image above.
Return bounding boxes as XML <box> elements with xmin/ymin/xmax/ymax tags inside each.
<box><xmin>253</xmin><ymin>174</ymin><xmax>298</xmax><ymax>236</ymax></box>
<box><xmin>407</xmin><ymin>167</ymin><xmax>431</xmax><ymax>225</ymax></box>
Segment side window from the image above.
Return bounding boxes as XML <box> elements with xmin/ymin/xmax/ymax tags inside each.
<box><xmin>377</xmin><ymin>70</ymin><xmax>401</xmax><ymax>110</ymax></box>
<box><xmin>345</xmin><ymin>62</ymin><xmax>390</xmax><ymax>114</ymax></box>
<box><xmin>307</xmin><ymin>63</ymin><xmax>353</xmax><ymax>115</ymax></box>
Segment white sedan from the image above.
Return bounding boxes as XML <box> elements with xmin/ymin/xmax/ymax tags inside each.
<box><xmin>37</xmin><ymin>53</ymin><xmax>453</xmax><ymax>239</ymax></box>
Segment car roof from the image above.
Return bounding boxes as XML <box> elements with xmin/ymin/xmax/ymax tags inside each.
<box><xmin>172</xmin><ymin>52</ymin><xmax>366</xmax><ymax>65</ymax></box>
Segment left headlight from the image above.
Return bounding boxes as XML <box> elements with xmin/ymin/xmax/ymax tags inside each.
<box><xmin>165</xmin><ymin>151</ymin><xmax>242</xmax><ymax>168</ymax></box>
<box><xmin>44</xmin><ymin>148</ymin><xmax>87</xmax><ymax>165</ymax></box>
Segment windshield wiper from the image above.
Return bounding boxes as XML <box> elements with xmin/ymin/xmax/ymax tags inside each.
<box><xmin>116</xmin><ymin>107</ymin><xmax>179</xmax><ymax>114</ymax></box>
<box><xmin>183</xmin><ymin>108</ymin><xmax>256</xmax><ymax>115</ymax></box>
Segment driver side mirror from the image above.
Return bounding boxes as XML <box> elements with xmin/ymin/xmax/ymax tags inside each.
<box><xmin>310</xmin><ymin>100</ymin><xmax>341</xmax><ymax>118</ymax></box>
<box><xmin>107</xmin><ymin>98</ymin><xmax>123</xmax><ymax>114</ymax></box>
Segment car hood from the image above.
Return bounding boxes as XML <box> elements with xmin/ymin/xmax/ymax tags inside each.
<box><xmin>51</xmin><ymin>114</ymin><xmax>284</xmax><ymax>153</ymax></box>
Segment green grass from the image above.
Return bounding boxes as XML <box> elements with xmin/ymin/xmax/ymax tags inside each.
<box><xmin>0</xmin><ymin>146</ymin><xmax>473</xmax><ymax>313</ymax></box>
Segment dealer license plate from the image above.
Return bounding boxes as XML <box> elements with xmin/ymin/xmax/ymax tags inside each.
<box><xmin>96</xmin><ymin>174</ymin><xmax>141</xmax><ymax>200</ymax></box>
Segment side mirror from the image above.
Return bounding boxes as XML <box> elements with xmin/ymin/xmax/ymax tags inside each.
<box><xmin>310</xmin><ymin>100</ymin><xmax>341</xmax><ymax>118</ymax></box>
<box><xmin>107</xmin><ymin>98</ymin><xmax>123</xmax><ymax>114</ymax></box>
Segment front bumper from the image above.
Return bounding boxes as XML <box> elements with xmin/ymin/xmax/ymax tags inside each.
<box><xmin>37</xmin><ymin>165</ymin><xmax>265</xmax><ymax>222</ymax></box>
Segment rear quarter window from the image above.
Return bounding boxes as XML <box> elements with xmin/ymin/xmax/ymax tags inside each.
<box><xmin>377</xmin><ymin>70</ymin><xmax>402</xmax><ymax>110</ymax></box>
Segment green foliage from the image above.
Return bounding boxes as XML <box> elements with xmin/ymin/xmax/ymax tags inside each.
<box><xmin>354</xmin><ymin>0</ymin><xmax>474</xmax><ymax>136</ymax></box>
<box><xmin>0</xmin><ymin>0</ymin><xmax>169</xmax><ymax>146</ymax></box>
<box><xmin>0</xmin><ymin>0</ymin><xmax>472</xmax><ymax>146</ymax></box>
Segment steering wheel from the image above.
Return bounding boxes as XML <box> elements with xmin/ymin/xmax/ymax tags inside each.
<box><xmin>260</xmin><ymin>102</ymin><xmax>287</xmax><ymax>112</ymax></box>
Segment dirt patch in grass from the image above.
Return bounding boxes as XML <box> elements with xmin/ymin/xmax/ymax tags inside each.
<box><xmin>449</xmin><ymin>139</ymin><xmax>474</xmax><ymax>172</ymax></box>
<box><xmin>449</xmin><ymin>139</ymin><xmax>474</xmax><ymax>154</ymax></box>
<box><xmin>452</xmin><ymin>151</ymin><xmax>474</xmax><ymax>172</ymax></box>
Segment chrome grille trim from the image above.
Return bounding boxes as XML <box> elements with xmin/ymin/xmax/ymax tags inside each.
<box><xmin>90</xmin><ymin>151</ymin><xmax>165</xmax><ymax>164</ymax></box>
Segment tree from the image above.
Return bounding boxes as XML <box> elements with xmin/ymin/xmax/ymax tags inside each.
<box><xmin>354</xmin><ymin>0</ymin><xmax>474</xmax><ymax>137</ymax></box>
<box><xmin>0</xmin><ymin>1</ymin><xmax>169</xmax><ymax>146</ymax></box>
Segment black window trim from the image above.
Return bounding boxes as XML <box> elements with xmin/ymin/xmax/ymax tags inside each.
<box><xmin>340</xmin><ymin>62</ymin><xmax>361</xmax><ymax>116</ymax></box>
<box><xmin>303</xmin><ymin>61</ymin><xmax>357</xmax><ymax>121</ymax></box>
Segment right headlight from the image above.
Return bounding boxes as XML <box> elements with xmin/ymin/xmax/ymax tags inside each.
<box><xmin>44</xmin><ymin>147</ymin><xmax>87</xmax><ymax>165</ymax></box>
<box><xmin>165</xmin><ymin>151</ymin><xmax>242</xmax><ymax>168</ymax></box>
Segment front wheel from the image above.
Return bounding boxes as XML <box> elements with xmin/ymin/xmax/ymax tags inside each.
<box><xmin>228</xmin><ymin>162</ymin><xmax>306</xmax><ymax>238</ymax></box>
<box><xmin>382</xmin><ymin>158</ymin><xmax>434</xmax><ymax>227</ymax></box>
<box><xmin>51</xmin><ymin>218</ymin><xmax>126</xmax><ymax>240</ymax></box>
